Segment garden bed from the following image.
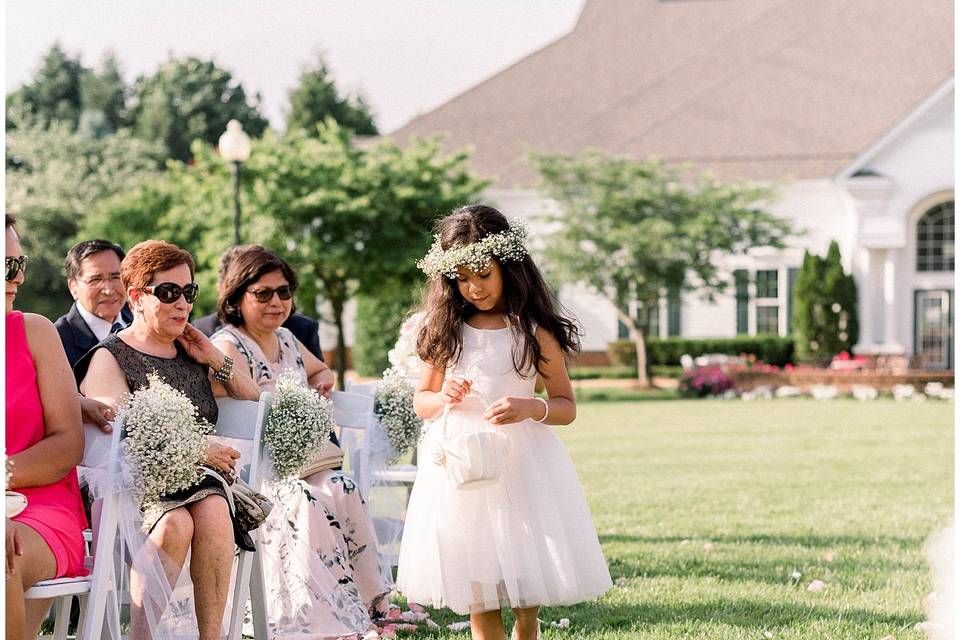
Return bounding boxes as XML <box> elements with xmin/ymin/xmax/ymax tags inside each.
<box><xmin>732</xmin><ymin>369</ymin><xmax>954</xmax><ymax>392</ymax></box>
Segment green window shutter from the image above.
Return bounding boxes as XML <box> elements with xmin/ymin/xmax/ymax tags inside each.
<box><xmin>638</xmin><ymin>301</ymin><xmax>659</xmax><ymax>338</ymax></box>
<box><xmin>787</xmin><ymin>267</ymin><xmax>799</xmax><ymax>333</ymax></box>
<box><xmin>734</xmin><ymin>269</ymin><xmax>749</xmax><ymax>334</ymax></box>
<box><xmin>668</xmin><ymin>288</ymin><xmax>681</xmax><ymax>336</ymax></box>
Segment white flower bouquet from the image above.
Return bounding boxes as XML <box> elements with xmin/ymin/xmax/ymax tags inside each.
<box><xmin>264</xmin><ymin>370</ymin><xmax>335</xmax><ymax>478</ymax></box>
<box><xmin>118</xmin><ymin>373</ymin><xmax>212</xmax><ymax>506</ymax></box>
<box><xmin>374</xmin><ymin>366</ymin><xmax>424</xmax><ymax>463</ymax></box>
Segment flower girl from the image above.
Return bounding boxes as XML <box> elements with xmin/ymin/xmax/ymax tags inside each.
<box><xmin>397</xmin><ymin>205</ymin><xmax>611</xmax><ymax>639</ymax></box>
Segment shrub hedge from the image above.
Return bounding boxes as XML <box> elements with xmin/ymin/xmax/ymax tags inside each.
<box><xmin>352</xmin><ymin>288</ymin><xmax>420</xmax><ymax>376</ymax></box>
<box><xmin>607</xmin><ymin>335</ymin><xmax>795</xmax><ymax>368</ymax></box>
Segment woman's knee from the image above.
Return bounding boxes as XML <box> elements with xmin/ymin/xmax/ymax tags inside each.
<box><xmin>189</xmin><ymin>495</ymin><xmax>232</xmax><ymax>533</ymax></box>
<box><xmin>153</xmin><ymin>508</ymin><xmax>195</xmax><ymax>546</ymax></box>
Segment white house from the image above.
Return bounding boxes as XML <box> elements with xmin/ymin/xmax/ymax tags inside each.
<box><xmin>383</xmin><ymin>0</ymin><xmax>954</xmax><ymax>368</ymax></box>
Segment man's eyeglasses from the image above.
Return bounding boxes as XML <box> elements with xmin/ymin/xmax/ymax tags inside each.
<box><xmin>141</xmin><ymin>282</ymin><xmax>200</xmax><ymax>304</ymax></box>
<box><xmin>5</xmin><ymin>256</ymin><xmax>28</xmax><ymax>281</ymax></box>
<box><xmin>246</xmin><ymin>285</ymin><xmax>295</xmax><ymax>303</ymax></box>
<box><xmin>80</xmin><ymin>274</ymin><xmax>122</xmax><ymax>287</ymax></box>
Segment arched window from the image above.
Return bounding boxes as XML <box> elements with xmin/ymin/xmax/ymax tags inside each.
<box><xmin>916</xmin><ymin>201</ymin><xmax>954</xmax><ymax>272</ymax></box>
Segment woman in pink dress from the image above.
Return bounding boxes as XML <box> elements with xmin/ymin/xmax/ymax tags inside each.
<box><xmin>5</xmin><ymin>214</ymin><xmax>88</xmax><ymax>640</ymax></box>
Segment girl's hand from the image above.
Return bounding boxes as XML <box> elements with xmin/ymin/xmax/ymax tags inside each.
<box><xmin>176</xmin><ymin>323</ymin><xmax>221</xmax><ymax>368</ymax></box>
<box><xmin>484</xmin><ymin>396</ymin><xmax>543</xmax><ymax>426</ymax></box>
<box><xmin>440</xmin><ymin>377</ymin><xmax>471</xmax><ymax>405</ymax></box>
<box><xmin>80</xmin><ymin>396</ymin><xmax>115</xmax><ymax>432</ymax></box>
<box><xmin>205</xmin><ymin>440</ymin><xmax>241</xmax><ymax>476</ymax></box>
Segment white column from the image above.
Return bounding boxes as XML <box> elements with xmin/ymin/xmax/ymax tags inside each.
<box><xmin>882</xmin><ymin>250</ymin><xmax>898</xmax><ymax>347</ymax></box>
<box><xmin>855</xmin><ymin>248</ymin><xmax>874</xmax><ymax>350</ymax></box>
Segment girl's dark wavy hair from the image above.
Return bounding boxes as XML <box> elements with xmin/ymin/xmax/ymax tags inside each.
<box><xmin>416</xmin><ymin>204</ymin><xmax>581</xmax><ymax>378</ymax></box>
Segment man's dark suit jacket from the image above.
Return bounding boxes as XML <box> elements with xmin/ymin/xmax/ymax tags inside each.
<box><xmin>193</xmin><ymin>312</ymin><xmax>324</xmax><ymax>361</ymax></box>
<box><xmin>54</xmin><ymin>303</ymin><xmax>134</xmax><ymax>368</ymax></box>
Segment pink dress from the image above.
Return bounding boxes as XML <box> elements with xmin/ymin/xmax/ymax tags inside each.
<box><xmin>6</xmin><ymin>311</ymin><xmax>88</xmax><ymax>578</ymax></box>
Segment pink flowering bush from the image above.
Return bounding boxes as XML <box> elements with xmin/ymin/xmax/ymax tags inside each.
<box><xmin>829</xmin><ymin>351</ymin><xmax>869</xmax><ymax>370</ymax></box>
<box><xmin>679</xmin><ymin>366</ymin><xmax>736</xmax><ymax>398</ymax></box>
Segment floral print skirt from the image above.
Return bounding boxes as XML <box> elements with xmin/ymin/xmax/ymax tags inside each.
<box><xmin>259</xmin><ymin>470</ymin><xmax>391</xmax><ymax>638</ymax></box>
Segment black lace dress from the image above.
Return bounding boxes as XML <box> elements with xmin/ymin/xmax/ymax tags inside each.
<box><xmin>75</xmin><ymin>334</ymin><xmax>253</xmax><ymax>550</ymax></box>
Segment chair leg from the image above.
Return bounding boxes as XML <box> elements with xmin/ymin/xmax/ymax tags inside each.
<box><xmin>52</xmin><ymin>597</ymin><xmax>73</xmax><ymax>640</ymax></box>
<box><xmin>227</xmin><ymin>550</ymin><xmax>254</xmax><ymax>640</ymax></box>
<box><xmin>250</xmin><ymin>553</ymin><xmax>270</xmax><ymax>640</ymax></box>
<box><xmin>75</xmin><ymin>593</ymin><xmax>89</xmax><ymax>640</ymax></box>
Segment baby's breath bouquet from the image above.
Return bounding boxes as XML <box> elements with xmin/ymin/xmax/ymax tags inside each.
<box><xmin>264</xmin><ymin>370</ymin><xmax>335</xmax><ymax>478</ymax></box>
<box><xmin>119</xmin><ymin>373</ymin><xmax>212</xmax><ymax>506</ymax></box>
<box><xmin>374</xmin><ymin>366</ymin><xmax>424</xmax><ymax>463</ymax></box>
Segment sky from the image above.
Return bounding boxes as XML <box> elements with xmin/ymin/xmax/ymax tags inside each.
<box><xmin>5</xmin><ymin>1</ymin><xmax>585</xmax><ymax>134</ymax></box>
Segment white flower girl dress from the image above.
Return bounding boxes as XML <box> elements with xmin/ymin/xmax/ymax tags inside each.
<box><xmin>397</xmin><ymin>323</ymin><xmax>612</xmax><ymax>614</ymax></box>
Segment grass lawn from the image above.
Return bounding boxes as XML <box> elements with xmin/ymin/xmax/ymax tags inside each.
<box><xmin>416</xmin><ymin>399</ymin><xmax>953</xmax><ymax>639</ymax></box>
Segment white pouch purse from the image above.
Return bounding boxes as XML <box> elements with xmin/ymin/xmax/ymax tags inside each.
<box><xmin>433</xmin><ymin>391</ymin><xmax>507</xmax><ymax>490</ymax></box>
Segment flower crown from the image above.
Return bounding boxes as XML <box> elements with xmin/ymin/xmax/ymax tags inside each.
<box><xmin>417</xmin><ymin>220</ymin><xmax>529</xmax><ymax>279</ymax></box>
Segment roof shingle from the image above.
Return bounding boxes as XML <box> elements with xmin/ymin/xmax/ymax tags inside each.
<box><xmin>392</xmin><ymin>0</ymin><xmax>954</xmax><ymax>186</ymax></box>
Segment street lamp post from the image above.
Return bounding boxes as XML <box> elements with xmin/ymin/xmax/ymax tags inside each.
<box><xmin>218</xmin><ymin>120</ymin><xmax>252</xmax><ymax>245</ymax></box>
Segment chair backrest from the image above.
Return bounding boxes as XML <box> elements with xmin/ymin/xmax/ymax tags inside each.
<box><xmin>82</xmin><ymin>422</ymin><xmax>118</xmax><ymax>470</ymax></box>
<box><xmin>214</xmin><ymin>392</ymin><xmax>272</xmax><ymax>486</ymax></box>
<box><xmin>345</xmin><ymin>380</ymin><xmax>378</xmax><ymax>397</ymax></box>
<box><xmin>331</xmin><ymin>389</ymin><xmax>376</xmax><ymax>426</ymax></box>
<box><xmin>213</xmin><ymin>392</ymin><xmax>272</xmax><ymax>640</ymax></box>
<box><xmin>330</xmin><ymin>390</ymin><xmax>378</xmax><ymax>492</ymax></box>
<box><xmin>79</xmin><ymin>421</ymin><xmax>124</xmax><ymax>640</ymax></box>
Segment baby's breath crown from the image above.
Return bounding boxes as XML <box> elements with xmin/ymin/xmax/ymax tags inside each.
<box><xmin>417</xmin><ymin>220</ymin><xmax>529</xmax><ymax>279</ymax></box>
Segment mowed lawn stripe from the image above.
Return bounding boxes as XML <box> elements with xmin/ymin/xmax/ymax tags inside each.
<box><xmin>418</xmin><ymin>398</ymin><xmax>952</xmax><ymax>639</ymax></box>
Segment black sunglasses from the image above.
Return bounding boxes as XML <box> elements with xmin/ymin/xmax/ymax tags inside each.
<box><xmin>142</xmin><ymin>282</ymin><xmax>200</xmax><ymax>304</ymax></box>
<box><xmin>246</xmin><ymin>285</ymin><xmax>294</xmax><ymax>303</ymax></box>
<box><xmin>5</xmin><ymin>256</ymin><xmax>28</xmax><ymax>281</ymax></box>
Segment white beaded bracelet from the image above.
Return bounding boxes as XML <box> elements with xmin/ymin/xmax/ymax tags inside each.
<box><xmin>532</xmin><ymin>397</ymin><xmax>549</xmax><ymax>423</ymax></box>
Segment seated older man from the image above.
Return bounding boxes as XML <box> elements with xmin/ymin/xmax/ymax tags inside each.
<box><xmin>54</xmin><ymin>239</ymin><xmax>132</xmax><ymax>367</ymax></box>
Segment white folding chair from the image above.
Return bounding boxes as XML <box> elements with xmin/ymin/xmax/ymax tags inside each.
<box><xmin>340</xmin><ymin>383</ymin><xmax>418</xmax><ymax>486</ymax></box>
<box><xmin>331</xmin><ymin>390</ymin><xmax>378</xmax><ymax>495</ymax></box>
<box><xmin>25</xmin><ymin>422</ymin><xmax>122</xmax><ymax>640</ymax></box>
<box><xmin>214</xmin><ymin>391</ymin><xmax>272</xmax><ymax>640</ymax></box>
<box><xmin>331</xmin><ymin>389</ymin><xmax>417</xmax><ymax>569</ymax></box>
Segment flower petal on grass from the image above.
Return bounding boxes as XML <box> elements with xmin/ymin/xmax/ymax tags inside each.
<box><xmin>807</xmin><ymin>579</ymin><xmax>826</xmax><ymax>592</ymax></box>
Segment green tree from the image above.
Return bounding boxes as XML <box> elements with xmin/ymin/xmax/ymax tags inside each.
<box><xmin>128</xmin><ymin>56</ymin><xmax>269</xmax><ymax>161</ymax></box>
<box><xmin>5</xmin><ymin>124</ymin><xmax>164</xmax><ymax>318</ymax></box>
<box><xmin>7</xmin><ymin>43</ymin><xmax>86</xmax><ymax>131</ymax></box>
<box><xmin>247</xmin><ymin>122</ymin><xmax>484</xmax><ymax>383</ymax></box>
<box><xmin>286</xmin><ymin>56</ymin><xmax>378</xmax><ymax>136</ymax></box>
<box><xmin>535</xmin><ymin>151</ymin><xmax>792</xmax><ymax>387</ymax></box>
<box><xmin>83</xmin><ymin>140</ymin><xmax>256</xmax><ymax>314</ymax></box>
<box><xmin>353</xmin><ymin>288</ymin><xmax>421</xmax><ymax>376</ymax></box>
<box><xmin>82</xmin><ymin>124</ymin><xmax>484</xmax><ymax>383</ymax></box>
<box><xmin>792</xmin><ymin>241</ymin><xmax>858</xmax><ymax>364</ymax></box>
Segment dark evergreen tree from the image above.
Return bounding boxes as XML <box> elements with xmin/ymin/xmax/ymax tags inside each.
<box><xmin>7</xmin><ymin>43</ymin><xmax>86</xmax><ymax>130</ymax></box>
<box><xmin>286</xmin><ymin>56</ymin><xmax>378</xmax><ymax>136</ymax></box>
<box><xmin>792</xmin><ymin>240</ymin><xmax>858</xmax><ymax>363</ymax></box>
<box><xmin>128</xmin><ymin>56</ymin><xmax>269</xmax><ymax>161</ymax></box>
